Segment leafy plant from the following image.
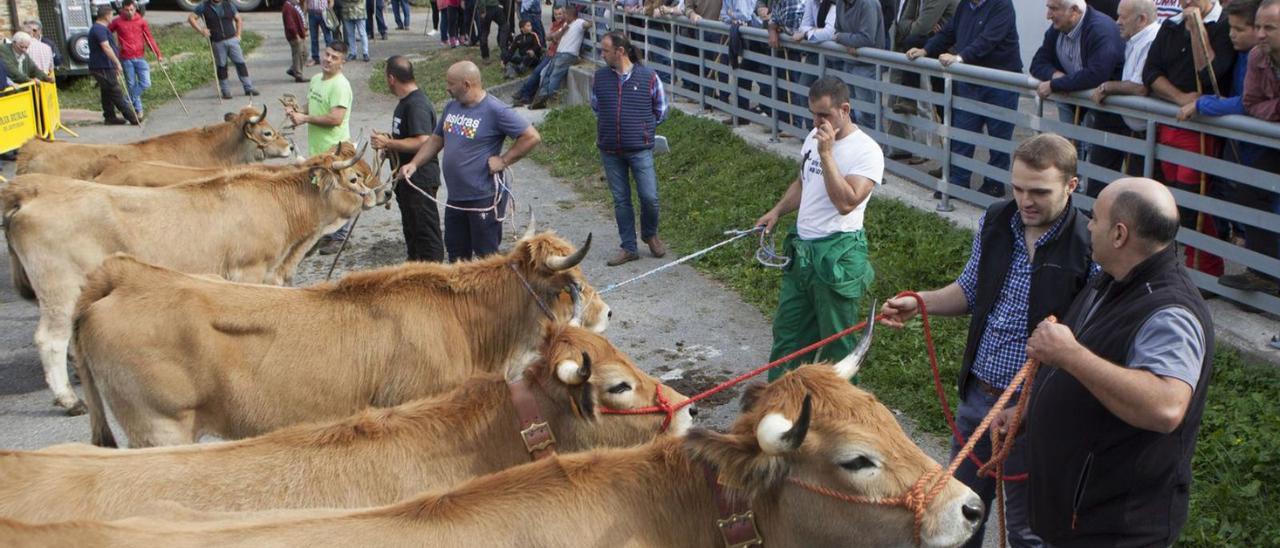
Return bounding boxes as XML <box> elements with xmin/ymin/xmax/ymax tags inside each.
<box><xmin>531</xmin><ymin>105</ymin><xmax>1280</xmax><ymax>546</ymax></box>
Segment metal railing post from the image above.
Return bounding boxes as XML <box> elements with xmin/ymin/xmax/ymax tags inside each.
<box><xmin>1143</xmin><ymin>119</ymin><xmax>1157</xmax><ymax>178</ymax></box>
<box><xmin>937</xmin><ymin>74</ymin><xmax>955</xmax><ymax>213</ymax></box>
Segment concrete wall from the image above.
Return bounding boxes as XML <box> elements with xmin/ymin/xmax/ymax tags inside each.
<box><xmin>1017</xmin><ymin>1</ymin><xmax>1052</xmax><ymax>70</ymax></box>
<box><xmin>1</xmin><ymin>0</ymin><xmax>40</xmax><ymax>34</ymax></box>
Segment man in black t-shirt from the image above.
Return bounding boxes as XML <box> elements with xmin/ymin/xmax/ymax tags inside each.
<box><xmin>88</xmin><ymin>6</ymin><xmax>140</xmax><ymax>125</ymax></box>
<box><xmin>372</xmin><ymin>55</ymin><xmax>444</xmax><ymax>262</ymax></box>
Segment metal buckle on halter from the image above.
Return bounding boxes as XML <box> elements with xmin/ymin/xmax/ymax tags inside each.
<box><xmin>520</xmin><ymin>421</ymin><xmax>555</xmax><ymax>453</ymax></box>
<box><xmin>716</xmin><ymin>510</ymin><xmax>764</xmax><ymax>548</ymax></box>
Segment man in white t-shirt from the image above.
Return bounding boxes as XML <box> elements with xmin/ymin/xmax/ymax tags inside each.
<box><xmin>528</xmin><ymin>5</ymin><xmax>587</xmax><ymax>109</ymax></box>
<box><xmin>755</xmin><ymin>76</ymin><xmax>884</xmax><ymax>380</ymax></box>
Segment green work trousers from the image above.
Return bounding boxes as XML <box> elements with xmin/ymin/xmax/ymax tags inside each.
<box><xmin>767</xmin><ymin>230</ymin><xmax>874</xmax><ymax>382</ymax></box>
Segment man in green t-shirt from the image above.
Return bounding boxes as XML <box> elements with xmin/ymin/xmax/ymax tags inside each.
<box><xmin>287</xmin><ymin>40</ymin><xmax>354</xmax><ymax>254</ymax></box>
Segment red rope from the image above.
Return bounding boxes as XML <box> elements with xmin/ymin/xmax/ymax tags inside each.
<box><xmin>603</xmin><ymin>290</ymin><xmax>1030</xmax><ymax>485</ymax></box>
<box><xmin>900</xmin><ymin>291</ymin><xmax>1028</xmax><ymax>482</ymax></box>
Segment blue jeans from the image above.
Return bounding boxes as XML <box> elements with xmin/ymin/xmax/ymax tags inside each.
<box><xmin>366</xmin><ymin>0</ymin><xmax>387</xmax><ymax>36</ymax></box>
<box><xmin>121</xmin><ymin>58</ymin><xmax>151</xmax><ymax>114</ymax></box>
<box><xmin>952</xmin><ymin>381</ymin><xmax>1043</xmax><ymax>548</ymax></box>
<box><xmin>391</xmin><ymin>0</ymin><xmax>410</xmax><ymax>27</ymax></box>
<box><xmin>602</xmin><ymin>150</ymin><xmax>659</xmax><ymax>254</ymax></box>
<box><xmin>842</xmin><ymin>61</ymin><xmax>877</xmax><ymax>132</ymax></box>
<box><xmin>517</xmin><ymin>56</ymin><xmax>551</xmax><ymax>101</ymax></box>
<box><xmin>534</xmin><ymin>52</ymin><xmax>574</xmax><ymax>100</ymax></box>
<box><xmin>308</xmin><ymin>10</ymin><xmax>333</xmax><ymax>62</ymax></box>
<box><xmin>443</xmin><ymin>195</ymin><xmax>508</xmax><ymax>261</ymax></box>
<box><xmin>950</xmin><ymin>82</ymin><xmax>1018</xmax><ymax>193</ymax></box>
<box><xmin>344</xmin><ymin>19</ymin><xmax>369</xmax><ymax>57</ymax></box>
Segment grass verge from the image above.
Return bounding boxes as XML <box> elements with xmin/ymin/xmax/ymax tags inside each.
<box><xmin>368</xmin><ymin>48</ymin><xmax>505</xmax><ymax>107</ymax></box>
<box><xmin>57</xmin><ymin>24</ymin><xmax>263</xmax><ymax>113</ymax></box>
<box><xmin>530</xmin><ymin>104</ymin><xmax>1280</xmax><ymax>547</ymax></box>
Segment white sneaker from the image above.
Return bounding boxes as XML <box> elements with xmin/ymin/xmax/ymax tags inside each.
<box><xmin>427</xmin><ymin>30</ymin><xmax>438</xmax><ymax>36</ymax></box>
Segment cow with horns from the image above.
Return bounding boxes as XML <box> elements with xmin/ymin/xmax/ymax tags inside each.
<box><xmin>2</xmin><ymin>142</ymin><xmax>383</xmax><ymax>414</ymax></box>
<box><xmin>16</xmin><ymin>106</ymin><xmax>295</xmax><ymax>179</ymax></box>
<box><xmin>0</xmin><ymin>325</ymin><xmax>985</xmax><ymax>547</ymax></box>
<box><xmin>0</xmin><ymin>325</ymin><xmax>692</xmax><ymax>523</ymax></box>
<box><xmin>72</xmin><ymin>223</ymin><xmax>609</xmax><ymax>447</ymax></box>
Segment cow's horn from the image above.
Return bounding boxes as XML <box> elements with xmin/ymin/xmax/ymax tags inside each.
<box><xmin>568</xmin><ymin>282</ymin><xmax>584</xmax><ymax>327</ymax></box>
<box><xmin>521</xmin><ymin>207</ymin><xmax>537</xmax><ymax>240</ymax></box>
<box><xmin>334</xmin><ymin>139</ymin><xmax>368</xmax><ymax>170</ymax></box>
<box><xmin>756</xmin><ymin>394</ymin><xmax>812</xmax><ymax>455</ymax></box>
<box><xmin>555</xmin><ymin>352</ymin><xmax>592</xmax><ymax>386</ymax></box>
<box><xmin>832</xmin><ymin>300</ymin><xmax>877</xmax><ymax>380</ymax></box>
<box><xmin>545</xmin><ymin>233</ymin><xmax>592</xmax><ymax>271</ymax></box>
<box><xmin>248</xmin><ymin>103</ymin><xmax>267</xmax><ymax>124</ymax></box>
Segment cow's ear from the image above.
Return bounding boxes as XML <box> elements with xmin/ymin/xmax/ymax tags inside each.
<box><xmin>739</xmin><ymin>382</ymin><xmax>768</xmax><ymax>414</ymax></box>
<box><xmin>224</xmin><ymin>113</ymin><xmax>236</xmax><ymax>122</ymax></box>
<box><xmin>684</xmin><ymin>428</ymin><xmax>790</xmax><ymax>498</ymax></box>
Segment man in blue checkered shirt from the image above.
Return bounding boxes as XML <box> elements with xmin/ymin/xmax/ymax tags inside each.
<box><xmin>880</xmin><ymin>133</ymin><xmax>1099</xmax><ymax>548</ymax></box>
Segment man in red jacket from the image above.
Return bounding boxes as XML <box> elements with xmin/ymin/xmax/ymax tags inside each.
<box><xmin>283</xmin><ymin>0</ymin><xmax>309</xmax><ymax>82</ymax></box>
<box><xmin>109</xmin><ymin>0</ymin><xmax>163</xmax><ymax>119</ymax></box>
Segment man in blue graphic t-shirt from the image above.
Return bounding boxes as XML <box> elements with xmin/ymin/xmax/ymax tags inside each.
<box><xmin>399</xmin><ymin>61</ymin><xmax>541</xmax><ymax>261</ymax></box>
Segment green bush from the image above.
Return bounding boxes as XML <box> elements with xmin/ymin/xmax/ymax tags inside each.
<box><xmin>531</xmin><ymin>105</ymin><xmax>1280</xmax><ymax>547</ymax></box>
<box><xmin>57</xmin><ymin>24</ymin><xmax>264</xmax><ymax>113</ymax></box>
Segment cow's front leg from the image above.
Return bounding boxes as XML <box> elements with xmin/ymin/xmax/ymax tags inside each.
<box><xmin>34</xmin><ymin>299</ymin><xmax>86</xmax><ymax>415</ymax></box>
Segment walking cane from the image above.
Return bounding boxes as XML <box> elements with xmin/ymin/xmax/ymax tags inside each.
<box><xmin>208</xmin><ymin>38</ymin><xmax>225</xmax><ymax>104</ymax></box>
<box><xmin>157</xmin><ymin>61</ymin><xmax>190</xmax><ymax>115</ymax></box>
<box><xmin>115</xmin><ymin>68</ymin><xmax>144</xmax><ymax>127</ymax></box>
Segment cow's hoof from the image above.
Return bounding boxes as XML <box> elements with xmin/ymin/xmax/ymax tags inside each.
<box><xmin>62</xmin><ymin>400</ymin><xmax>88</xmax><ymax>416</ymax></box>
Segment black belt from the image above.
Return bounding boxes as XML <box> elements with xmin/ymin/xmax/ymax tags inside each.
<box><xmin>975</xmin><ymin>377</ymin><xmax>1004</xmax><ymax>398</ymax></box>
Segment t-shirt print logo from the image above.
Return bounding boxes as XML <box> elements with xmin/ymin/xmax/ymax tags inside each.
<box><xmin>443</xmin><ymin>112</ymin><xmax>481</xmax><ymax>139</ymax></box>
<box><xmin>803</xmin><ymin>149</ymin><xmax>823</xmax><ymax>178</ymax></box>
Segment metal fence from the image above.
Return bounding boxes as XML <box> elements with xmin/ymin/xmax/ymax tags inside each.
<box><xmin>566</xmin><ymin>2</ymin><xmax>1280</xmax><ymax>314</ymax></box>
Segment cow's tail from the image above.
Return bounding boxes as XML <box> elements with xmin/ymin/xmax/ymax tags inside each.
<box><xmin>1</xmin><ymin>182</ymin><xmax>37</xmax><ymax>301</ymax></box>
<box><xmin>73</xmin><ymin>256</ymin><xmax>126</xmax><ymax>448</ymax></box>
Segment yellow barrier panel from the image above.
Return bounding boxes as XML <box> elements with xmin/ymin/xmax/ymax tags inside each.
<box><xmin>36</xmin><ymin>80</ymin><xmax>62</xmax><ymax>140</ymax></box>
<box><xmin>0</xmin><ymin>83</ymin><xmax>39</xmax><ymax>154</ymax></box>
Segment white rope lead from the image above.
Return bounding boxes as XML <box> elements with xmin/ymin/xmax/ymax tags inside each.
<box><xmin>599</xmin><ymin>227</ymin><xmax>766</xmax><ymax>294</ymax></box>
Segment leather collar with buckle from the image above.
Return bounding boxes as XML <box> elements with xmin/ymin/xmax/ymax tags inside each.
<box><xmin>703</xmin><ymin>463</ymin><xmax>764</xmax><ymax>548</ymax></box>
<box><xmin>508</xmin><ymin>377</ymin><xmax>557</xmax><ymax>460</ymax></box>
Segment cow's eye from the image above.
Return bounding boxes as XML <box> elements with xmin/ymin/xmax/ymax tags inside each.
<box><xmin>840</xmin><ymin>456</ymin><xmax>876</xmax><ymax>472</ymax></box>
<box><xmin>607</xmin><ymin>382</ymin><xmax>631</xmax><ymax>394</ymax></box>
<box><xmin>263</xmin><ymin>131</ymin><xmax>274</xmax><ymax>138</ymax></box>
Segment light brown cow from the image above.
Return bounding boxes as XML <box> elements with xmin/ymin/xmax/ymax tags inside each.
<box><xmin>72</xmin><ymin>230</ymin><xmax>610</xmax><ymax>448</ymax></box>
<box><xmin>0</xmin><ymin>325</ymin><xmax>693</xmax><ymax>523</ymax></box>
<box><xmin>89</xmin><ymin>141</ymin><xmax>365</xmax><ymax>187</ymax></box>
<box><xmin>15</xmin><ymin>106</ymin><xmax>295</xmax><ymax>180</ymax></box>
<box><xmin>0</xmin><ymin>359</ymin><xmax>985</xmax><ymax>548</ymax></box>
<box><xmin>2</xmin><ymin>147</ymin><xmax>384</xmax><ymax>414</ymax></box>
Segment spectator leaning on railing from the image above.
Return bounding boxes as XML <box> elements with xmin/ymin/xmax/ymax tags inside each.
<box><xmin>1030</xmin><ymin>0</ymin><xmax>1125</xmax><ymax>196</ymax></box>
<box><xmin>20</xmin><ymin>21</ymin><xmax>56</xmax><ymax>73</ymax></box>
<box><xmin>790</xmin><ymin>0</ymin><xmax>840</xmax><ymax>130</ymax></box>
<box><xmin>1174</xmin><ymin>0</ymin><xmax>1264</xmax><ymax>293</ymax></box>
<box><xmin>1230</xmin><ymin>0</ymin><xmax>1280</xmax><ymax>295</ymax></box>
<box><xmin>1141</xmin><ymin>0</ymin><xmax>1234</xmax><ymax>279</ymax></box>
<box><xmin>833</xmin><ymin>0</ymin><xmax>887</xmax><ymax>131</ymax></box>
<box><xmin>719</xmin><ymin>0</ymin><xmax>765</xmax><ymax>123</ymax></box>
<box><xmin>1</xmin><ymin>32</ymin><xmax>53</xmax><ymax>85</ymax></box>
<box><xmin>886</xmin><ymin>0</ymin><xmax>956</xmax><ymax>163</ymax></box>
<box><xmin>1091</xmin><ymin>0</ymin><xmax>1160</xmax><ymax>195</ymax></box>
<box><xmin>763</xmin><ymin>0</ymin><xmax>806</xmax><ymax>127</ymax></box>
<box><xmin>906</xmin><ymin>0</ymin><xmax>1022</xmax><ymax>199</ymax></box>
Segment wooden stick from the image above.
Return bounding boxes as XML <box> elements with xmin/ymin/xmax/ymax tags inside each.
<box><xmin>208</xmin><ymin>39</ymin><xmax>224</xmax><ymax>104</ymax></box>
<box><xmin>157</xmin><ymin>61</ymin><xmax>189</xmax><ymax>115</ymax></box>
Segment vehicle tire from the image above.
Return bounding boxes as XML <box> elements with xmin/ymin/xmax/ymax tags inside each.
<box><xmin>175</xmin><ymin>0</ymin><xmax>262</xmax><ymax>10</ymax></box>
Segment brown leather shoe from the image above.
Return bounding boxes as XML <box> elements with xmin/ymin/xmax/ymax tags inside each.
<box><xmin>644</xmin><ymin>236</ymin><xmax>667</xmax><ymax>258</ymax></box>
<box><xmin>606</xmin><ymin>250</ymin><xmax>640</xmax><ymax>267</ymax></box>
